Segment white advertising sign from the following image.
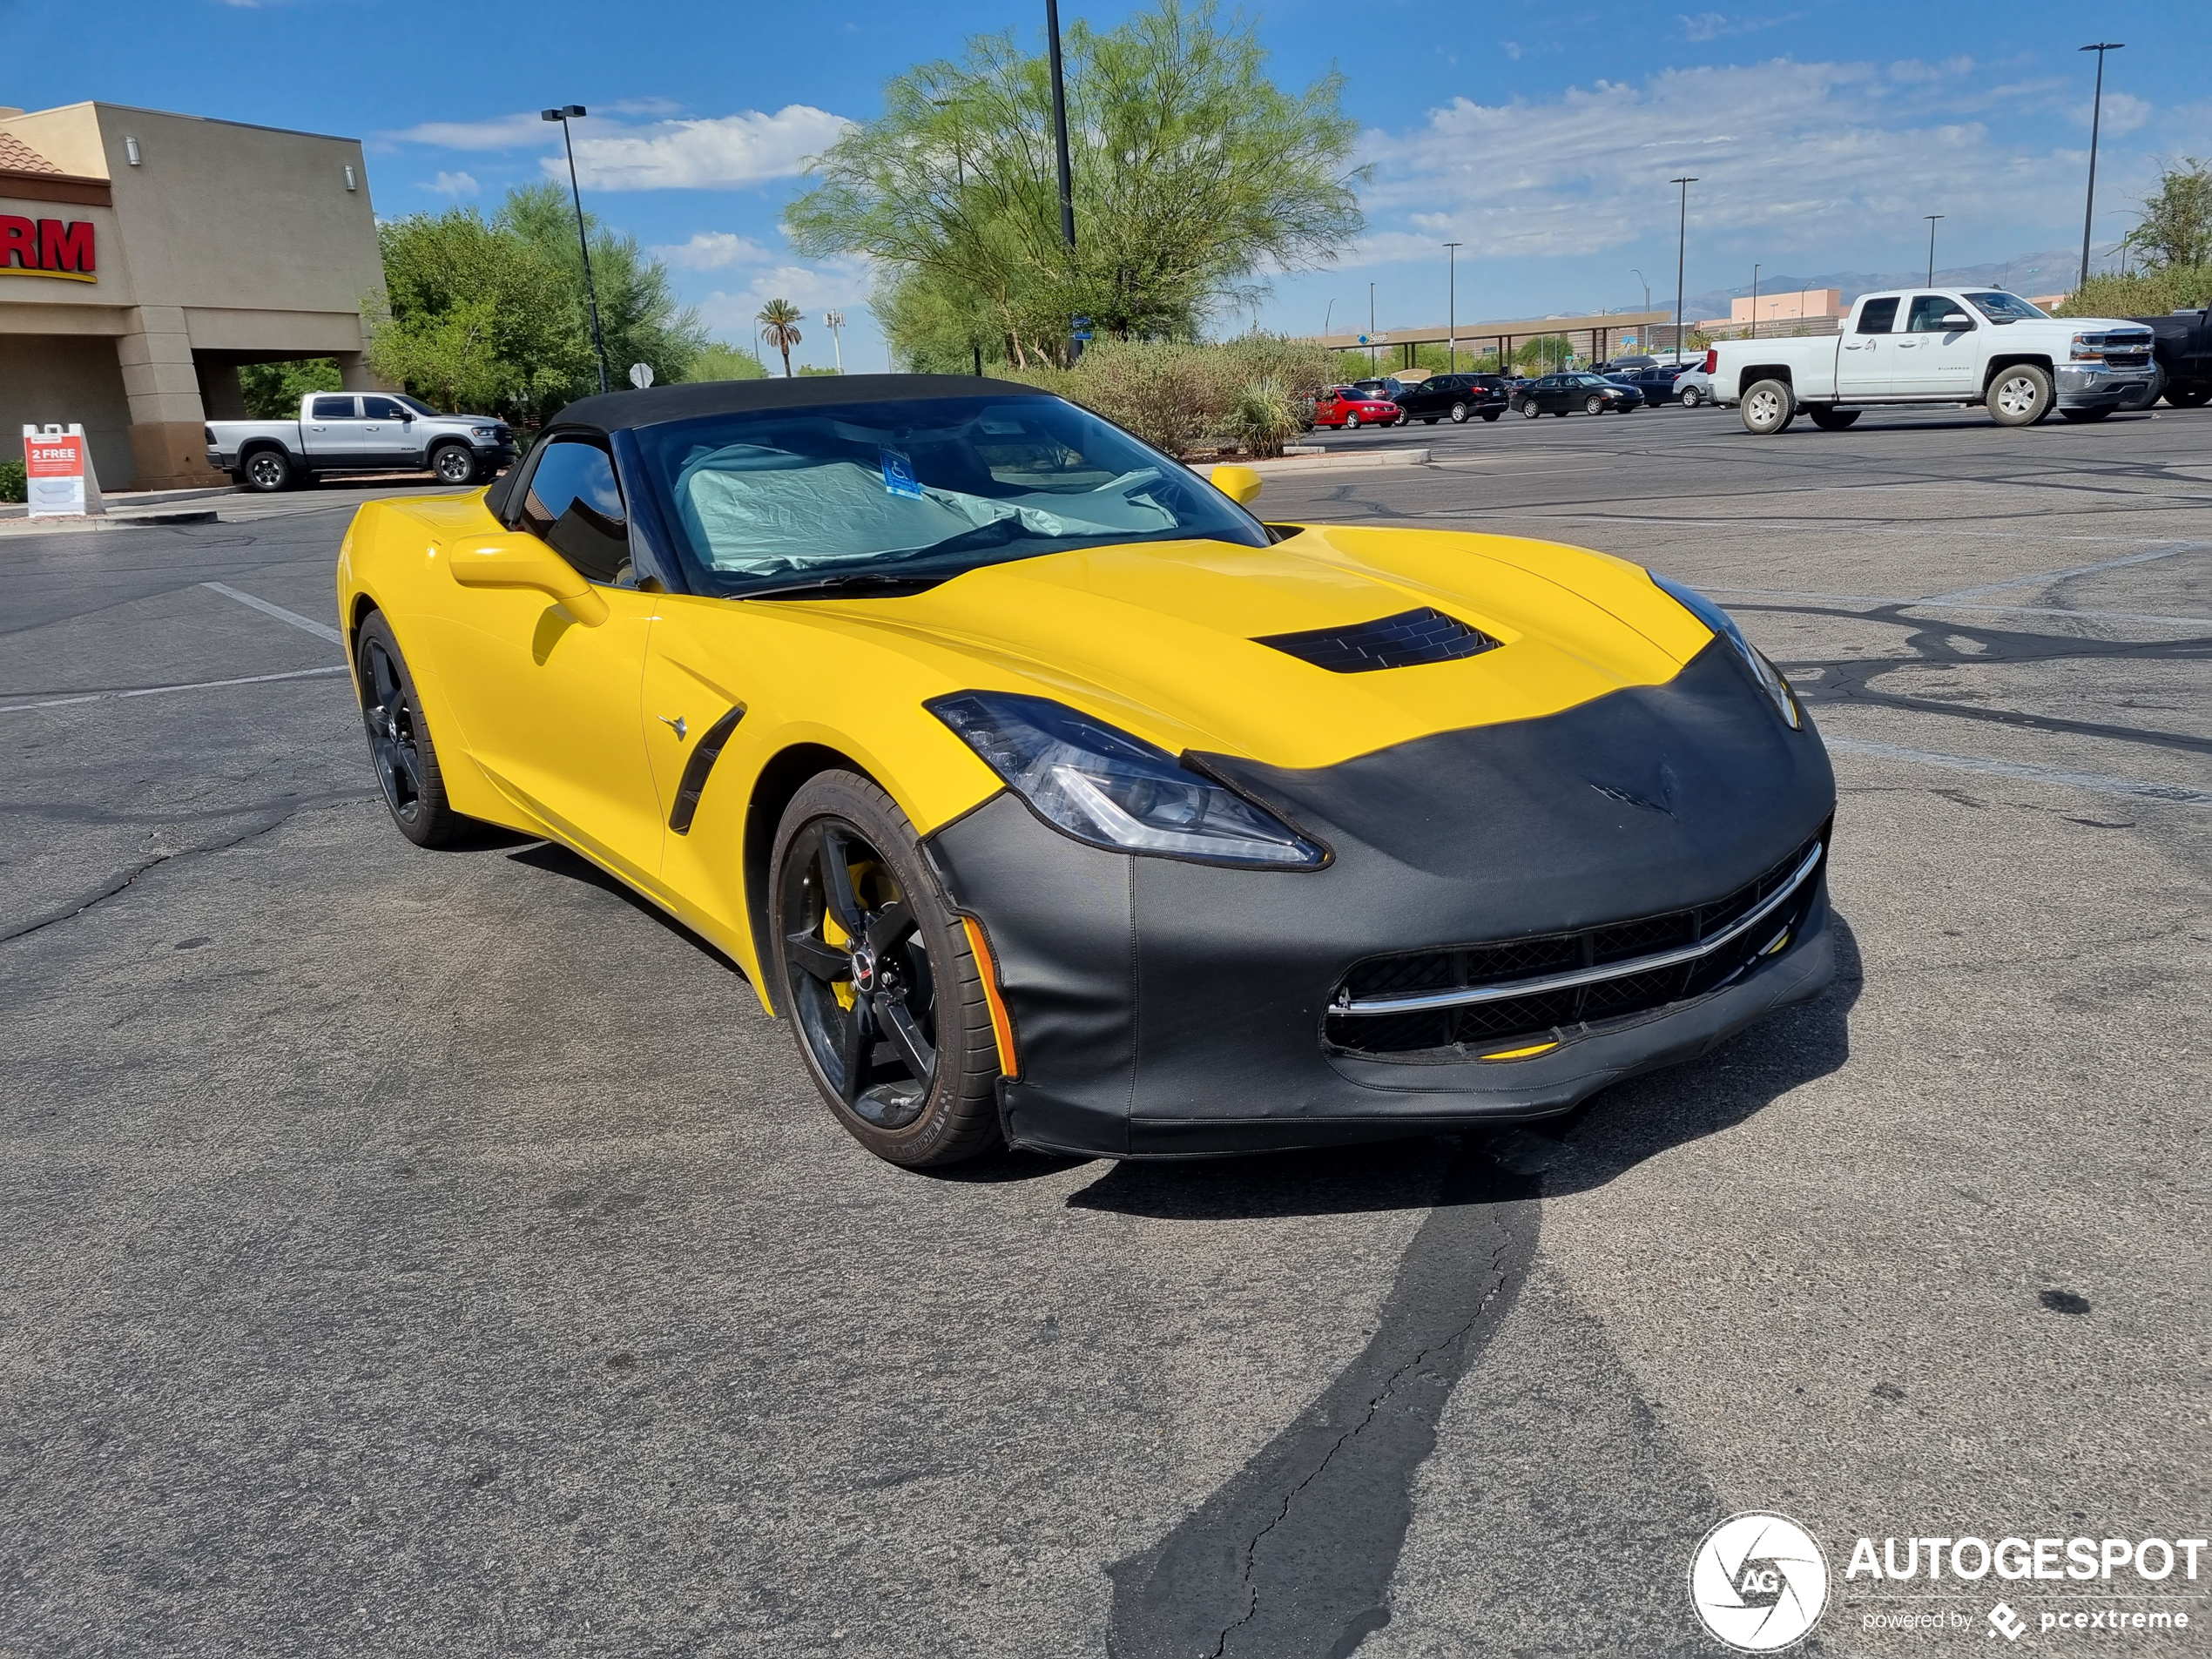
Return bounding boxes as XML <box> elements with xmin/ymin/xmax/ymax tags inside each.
<box><xmin>22</xmin><ymin>423</ymin><xmax>105</xmax><ymax>518</ymax></box>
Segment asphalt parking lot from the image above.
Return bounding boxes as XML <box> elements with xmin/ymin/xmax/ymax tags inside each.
<box><xmin>3</xmin><ymin>403</ymin><xmax>2207</xmax><ymax>1657</ymax></box>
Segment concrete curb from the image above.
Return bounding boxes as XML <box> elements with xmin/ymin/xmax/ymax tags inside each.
<box><xmin>0</xmin><ymin>482</ymin><xmax>239</xmax><ymax>521</ymax></box>
<box><xmin>1197</xmin><ymin>448</ymin><xmax>1431</xmax><ymax>479</ymax></box>
<box><xmin>0</xmin><ymin>509</ymin><xmax>221</xmax><ymax>537</ymax></box>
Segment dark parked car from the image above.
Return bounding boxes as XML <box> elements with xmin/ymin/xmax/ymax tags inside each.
<box><xmin>1514</xmin><ymin>373</ymin><xmax>1644</xmax><ymax>417</ymax></box>
<box><xmin>2121</xmin><ymin>306</ymin><xmax>2212</xmax><ymax>408</ymax></box>
<box><xmin>1609</xmin><ymin>363</ymin><xmax>1697</xmax><ymax>405</ymax></box>
<box><xmin>1351</xmin><ymin>377</ymin><xmax>1407</xmax><ymax>399</ymax></box>
<box><xmin>1392</xmin><ymin>373</ymin><xmax>1510</xmax><ymax>424</ymax></box>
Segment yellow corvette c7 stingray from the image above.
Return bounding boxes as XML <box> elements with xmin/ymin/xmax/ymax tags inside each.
<box><xmin>337</xmin><ymin>375</ymin><xmax>1835</xmax><ymax>1167</ymax></box>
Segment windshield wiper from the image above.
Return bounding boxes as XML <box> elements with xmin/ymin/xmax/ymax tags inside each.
<box><xmin>734</xmin><ymin>571</ymin><xmax>953</xmax><ymax>602</ymax></box>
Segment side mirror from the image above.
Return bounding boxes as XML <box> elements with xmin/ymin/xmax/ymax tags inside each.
<box><xmin>1940</xmin><ymin>313</ymin><xmax>1973</xmax><ymax>330</ymax></box>
<box><xmin>448</xmin><ymin>534</ymin><xmax>610</xmax><ymax>626</ymax></box>
<box><xmin>1211</xmin><ymin>463</ymin><xmax>1264</xmax><ymax>507</ymax></box>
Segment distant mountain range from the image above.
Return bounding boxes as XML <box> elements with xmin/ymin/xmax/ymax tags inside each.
<box><xmin>1668</xmin><ymin>243</ymin><xmax>2127</xmax><ymax>324</ymax></box>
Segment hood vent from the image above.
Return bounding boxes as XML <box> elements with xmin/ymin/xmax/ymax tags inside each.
<box><xmin>1254</xmin><ymin>606</ymin><xmax>1501</xmax><ymax>674</ymax></box>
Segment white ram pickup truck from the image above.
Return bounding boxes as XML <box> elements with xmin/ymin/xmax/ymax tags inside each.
<box><xmin>1709</xmin><ymin>288</ymin><xmax>2155</xmax><ymax>434</ymax></box>
<box><xmin>206</xmin><ymin>392</ymin><xmax>516</xmax><ymax>492</ymax></box>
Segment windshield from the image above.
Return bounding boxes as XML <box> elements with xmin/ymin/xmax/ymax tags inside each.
<box><xmin>1966</xmin><ymin>292</ymin><xmax>2049</xmax><ymax>322</ymax></box>
<box><xmin>631</xmin><ymin>395</ymin><xmax>1270</xmax><ymax>597</ymax></box>
<box><xmin>395</xmin><ymin>395</ymin><xmax>440</xmax><ymax>417</ymax></box>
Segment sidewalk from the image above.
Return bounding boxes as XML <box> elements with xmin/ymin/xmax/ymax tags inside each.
<box><xmin>0</xmin><ymin>482</ymin><xmax>239</xmax><ymax>522</ymax></box>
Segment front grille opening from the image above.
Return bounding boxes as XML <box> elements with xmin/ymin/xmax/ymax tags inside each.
<box><xmin>1256</xmin><ymin>607</ymin><xmax>1501</xmax><ymax>674</ymax></box>
<box><xmin>1325</xmin><ymin>827</ymin><xmax>1827</xmax><ymax>1062</ymax></box>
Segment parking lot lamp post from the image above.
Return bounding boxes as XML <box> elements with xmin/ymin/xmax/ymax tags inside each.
<box><xmin>2077</xmin><ymin>43</ymin><xmax>2124</xmax><ymax>293</ymax></box>
<box><xmin>823</xmin><ymin>310</ymin><xmax>846</xmax><ymax>374</ymax></box>
<box><xmin>1670</xmin><ymin>177</ymin><xmax>1696</xmax><ymax>365</ymax></box>
<box><xmin>1444</xmin><ymin>242</ymin><xmax>1461</xmax><ymax>371</ymax></box>
<box><xmin>1924</xmin><ymin>214</ymin><xmax>1944</xmax><ymax>285</ymax></box>
<box><xmin>542</xmin><ymin>105</ymin><xmax>608</xmax><ymax>395</ymax></box>
<box><xmin>1368</xmin><ymin>281</ymin><xmax>1377</xmax><ymax>372</ymax></box>
<box><xmin>1044</xmin><ymin>0</ymin><xmax>1079</xmax><ymax>356</ymax></box>
<box><xmin>1750</xmin><ymin>263</ymin><xmax>1759</xmax><ymax>340</ymax></box>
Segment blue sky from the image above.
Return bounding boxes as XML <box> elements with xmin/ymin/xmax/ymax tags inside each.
<box><xmin>8</xmin><ymin>0</ymin><xmax>2207</xmax><ymax>368</ymax></box>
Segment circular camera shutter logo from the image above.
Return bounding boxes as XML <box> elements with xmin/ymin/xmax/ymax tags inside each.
<box><xmin>1689</xmin><ymin>1512</ymin><xmax>1830</xmax><ymax>1651</ymax></box>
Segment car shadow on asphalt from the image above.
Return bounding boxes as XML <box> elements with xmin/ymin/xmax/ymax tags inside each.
<box><xmin>504</xmin><ymin>840</ymin><xmax>751</xmax><ymax>980</ymax></box>
<box><xmin>1069</xmin><ymin>913</ymin><xmax>1864</xmax><ymax>1220</ymax></box>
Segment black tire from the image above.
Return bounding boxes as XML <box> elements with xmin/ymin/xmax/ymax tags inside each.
<box><xmin>770</xmin><ymin>771</ymin><xmax>1002</xmax><ymax>1169</ymax></box>
<box><xmin>240</xmin><ymin>448</ymin><xmax>293</xmax><ymax>492</ymax></box>
<box><xmin>1809</xmin><ymin>408</ymin><xmax>1861</xmax><ymax>430</ymax></box>
<box><xmin>1520</xmin><ymin>400</ymin><xmax>1542</xmax><ymax>420</ymax></box>
<box><xmin>429</xmin><ymin>442</ymin><xmax>481</xmax><ymax>487</ymax></box>
<box><xmin>1584</xmin><ymin>395</ymin><xmax>1607</xmax><ymax>415</ymax></box>
<box><xmin>1679</xmin><ymin>386</ymin><xmax>1703</xmax><ymax>408</ymax></box>
<box><xmin>1480</xmin><ymin>409</ymin><xmax>1501</xmax><ymax>422</ymax></box>
<box><xmin>1552</xmin><ymin>408</ymin><xmax>1569</xmax><ymax>418</ymax></box>
<box><xmin>1449</xmin><ymin>401</ymin><xmax>1469</xmax><ymax>423</ymax></box>
<box><xmin>2163</xmin><ymin>385</ymin><xmax>2210</xmax><ymax>408</ymax></box>
<box><xmin>2059</xmin><ymin>407</ymin><xmax>2114</xmax><ymax>423</ymax></box>
<box><xmin>1345</xmin><ymin>413</ymin><xmax>1362</xmax><ymax>429</ymax></box>
<box><xmin>1741</xmin><ymin>378</ymin><xmax>1796</xmax><ymax>435</ymax></box>
<box><xmin>1986</xmin><ymin>364</ymin><xmax>2053</xmax><ymax>428</ymax></box>
<box><xmin>354</xmin><ymin>611</ymin><xmax>471</xmax><ymax>848</ymax></box>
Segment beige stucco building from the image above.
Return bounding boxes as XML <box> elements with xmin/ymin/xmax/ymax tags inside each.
<box><xmin>0</xmin><ymin>101</ymin><xmax>384</xmax><ymax>489</ymax></box>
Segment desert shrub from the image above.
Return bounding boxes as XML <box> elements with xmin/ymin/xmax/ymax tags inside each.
<box><xmin>1220</xmin><ymin>376</ymin><xmax>1299</xmax><ymax>457</ymax></box>
<box><xmin>1007</xmin><ymin>334</ymin><xmax>1329</xmax><ymax>455</ymax></box>
<box><xmin>2057</xmin><ymin>266</ymin><xmax>2212</xmax><ymax>319</ymax></box>
<box><xmin>0</xmin><ymin>458</ymin><xmax>24</xmax><ymax>503</ymax></box>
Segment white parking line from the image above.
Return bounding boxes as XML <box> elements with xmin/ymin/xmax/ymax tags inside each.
<box><xmin>201</xmin><ymin>581</ymin><xmax>344</xmax><ymax>645</ymax></box>
<box><xmin>1823</xmin><ymin>738</ymin><xmax>2212</xmax><ymax>806</ymax></box>
<box><xmin>0</xmin><ymin>664</ymin><xmax>349</xmax><ymax>715</ymax></box>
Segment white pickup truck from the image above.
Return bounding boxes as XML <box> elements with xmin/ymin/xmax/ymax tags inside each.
<box><xmin>1709</xmin><ymin>288</ymin><xmax>2156</xmax><ymax>434</ymax></box>
<box><xmin>205</xmin><ymin>392</ymin><xmax>517</xmax><ymax>492</ymax></box>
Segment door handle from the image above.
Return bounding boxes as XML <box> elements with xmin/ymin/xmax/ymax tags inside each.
<box><xmin>658</xmin><ymin>714</ymin><xmax>688</xmax><ymax>741</ymax></box>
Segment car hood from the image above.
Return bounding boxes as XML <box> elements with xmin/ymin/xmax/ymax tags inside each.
<box><xmin>786</xmin><ymin>524</ymin><xmax>1712</xmax><ymax>772</ymax></box>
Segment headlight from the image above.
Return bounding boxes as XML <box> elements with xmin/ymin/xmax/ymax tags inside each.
<box><xmin>1649</xmin><ymin>572</ymin><xmax>1800</xmax><ymax>730</ymax></box>
<box><xmin>2069</xmin><ymin>333</ymin><xmax>2105</xmax><ymax>363</ymax></box>
<box><xmin>929</xmin><ymin>691</ymin><xmax>1325</xmax><ymax>867</ymax></box>
<box><xmin>470</xmin><ymin>426</ymin><xmax>496</xmax><ymax>438</ymax></box>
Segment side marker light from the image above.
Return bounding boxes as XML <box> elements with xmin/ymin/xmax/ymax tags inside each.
<box><xmin>1480</xmin><ymin>1040</ymin><xmax>1560</xmax><ymax>1062</ymax></box>
<box><xmin>961</xmin><ymin>917</ymin><xmax>1019</xmax><ymax>1078</ymax></box>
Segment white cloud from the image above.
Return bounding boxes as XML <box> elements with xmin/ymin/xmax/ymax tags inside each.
<box><xmin>556</xmin><ymin>106</ymin><xmax>853</xmax><ymax>191</ymax></box>
<box><xmin>698</xmin><ymin>258</ymin><xmax>875</xmax><ymax>341</ymax></box>
<box><xmin>653</xmin><ymin>231</ymin><xmax>775</xmax><ymax>270</ymax></box>
<box><xmin>424</xmin><ymin>171</ymin><xmax>479</xmax><ymax>197</ymax></box>
<box><xmin>1346</xmin><ymin>57</ymin><xmax>2150</xmax><ymax>266</ymax></box>
<box><xmin>389</xmin><ymin>111</ymin><xmax>552</xmax><ymax>152</ymax></box>
<box><xmin>1679</xmin><ymin>13</ymin><xmax>1802</xmax><ymax>43</ymax></box>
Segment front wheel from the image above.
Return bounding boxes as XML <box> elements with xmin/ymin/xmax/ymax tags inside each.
<box><xmin>1808</xmin><ymin>408</ymin><xmax>1861</xmax><ymax>430</ymax></box>
<box><xmin>1480</xmin><ymin>409</ymin><xmax>1501</xmax><ymax>422</ymax></box>
<box><xmin>2059</xmin><ymin>407</ymin><xmax>2114</xmax><ymax>423</ymax></box>
<box><xmin>1345</xmin><ymin>414</ymin><xmax>1362</xmax><ymax>429</ymax></box>
<box><xmin>1584</xmin><ymin>395</ymin><xmax>1607</xmax><ymax>415</ymax></box>
<box><xmin>430</xmin><ymin>443</ymin><xmax>482</xmax><ymax>486</ymax></box>
<box><xmin>2162</xmin><ymin>385</ymin><xmax>2210</xmax><ymax>408</ymax></box>
<box><xmin>770</xmin><ymin>772</ymin><xmax>1002</xmax><ymax>1168</ymax></box>
<box><xmin>1741</xmin><ymin>379</ymin><xmax>1796</xmax><ymax>435</ymax></box>
<box><xmin>354</xmin><ymin>612</ymin><xmax>471</xmax><ymax>848</ymax></box>
<box><xmin>1986</xmin><ymin>365</ymin><xmax>2053</xmax><ymax>428</ymax></box>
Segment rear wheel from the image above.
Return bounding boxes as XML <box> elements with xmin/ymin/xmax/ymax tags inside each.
<box><xmin>1520</xmin><ymin>400</ymin><xmax>1543</xmax><ymax>420</ymax></box>
<box><xmin>241</xmin><ymin>448</ymin><xmax>293</xmax><ymax>492</ymax></box>
<box><xmin>1480</xmin><ymin>409</ymin><xmax>1501</xmax><ymax>421</ymax></box>
<box><xmin>1449</xmin><ymin>401</ymin><xmax>1469</xmax><ymax>423</ymax></box>
<box><xmin>1986</xmin><ymin>365</ymin><xmax>2053</xmax><ymax>428</ymax></box>
<box><xmin>771</xmin><ymin>772</ymin><xmax>1001</xmax><ymax>1168</ymax></box>
<box><xmin>2164</xmin><ymin>385</ymin><xmax>2210</xmax><ymax>408</ymax></box>
<box><xmin>354</xmin><ymin>612</ymin><xmax>470</xmax><ymax>848</ymax></box>
<box><xmin>2059</xmin><ymin>406</ymin><xmax>2114</xmax><ymax>423</ymax></box>
<box><xmin>1679</xmin><ymin>386</ymin><xmax>1703</xmax><ymax>408</ymax></box>
<box><xmin>1741</xmin><ymin>379</ymin><xmax>1796</xmax><ymax>435</ymax></box>
<box><xmin>1808</xmin><ymin>407</ymin><xmax>1861</xmax><ymax>430</ymax></box>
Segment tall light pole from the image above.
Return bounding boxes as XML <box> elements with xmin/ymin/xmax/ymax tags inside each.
<box><xmin>543</xmin><ymin>105</ymin><xmax>608</xmax><ymax>394</ymax></box>
<box><xmin>1924</xmin><ymin>213</ymin><xmax>1945</xmax><ymax>285</ymax></box>
<box><xmin>1044</xmin><ymin>0</ymin><xmax>1079</xmax><ymax>358</ymax></box>
<box><xmin>1444</xmin><ymin>242</ymin><xmax>1461</xmax><ymax>372</ymax></box>
<box><xmin>2078</xmin><ymin>42</ymin><xmax>2125</xmax><ymax>293</ymax></box>
<box><xmin>1368</xmin><ymin>280</ymin><xmax>1377</xmax><ymax>372</ymax></box>
<box><xmin>1750</xmin><ymin>263</ymin><xmax>1760</xmax><ymax>340</ymax></box>
<box><xmin>822</xmin><ymin>310</ymin><xmax>846</xmax><ymax>374</ymax></box>
<box><xmin>1670</xmin><ymin>177</ymin><xmax>1696</xmax><ymax>366</ymax></box>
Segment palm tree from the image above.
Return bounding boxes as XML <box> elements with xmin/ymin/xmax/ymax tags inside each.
<box><xmin>757</xmin><ymin>299</ymin><xmax>804</xmax><ymax>377</ymax></box>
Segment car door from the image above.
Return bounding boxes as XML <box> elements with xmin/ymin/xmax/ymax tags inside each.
<box><xmin>1837</xmin><ymin>296</ymin><xmax>1898</xmax><ymax>396</ymax></box>
<box><xmin>1892</xmin><ymin>294</ymin><xmax>1980</xmax><ymax>396</ymax></box>
<box><xmin>436</xmin><ymin>435</ymin><xmax>668</xmax><ymax>891</ymax></box>
<box><xmin>358</xmin><ymin>395</ymin><xmax>420</xmax><ymax>465</ymax></box>
<box><xmin>302</xmin><ymin>394</ymin><xmax>368</xmax><ymax>463</ymax></box>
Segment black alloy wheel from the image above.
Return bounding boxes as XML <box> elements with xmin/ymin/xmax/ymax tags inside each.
<box><xmin>354</xmin><ymin>612</ymin><xmax>467</xmax><ymax>847</ymax></box>
<box><xmin>242</xmin><ymin>448</ymin><xmax>293</xmax><ymax>492</ymax></box>
<box><xmin>431</xmin><ymin>444</ymin><xmax>480</xmax><ymax>487</ymax></box>
<box><xmin>771</xmin><ymin>772</ymin><xmax>1000</xmax><ymax>1167</ymax></box>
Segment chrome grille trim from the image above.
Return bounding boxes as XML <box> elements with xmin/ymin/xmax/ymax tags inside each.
<box><xmin>1331</xmin><ymin>840</ymin><xmax>1824</xmax><ymax>1016</ymax></box>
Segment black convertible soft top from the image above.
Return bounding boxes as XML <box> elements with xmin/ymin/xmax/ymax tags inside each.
<box><xmin>548</xmin><ymin>373</ymin><xmax>1049</xmax><ymax>434</ymax></box>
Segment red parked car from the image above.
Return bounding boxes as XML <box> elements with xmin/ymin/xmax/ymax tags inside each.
<box><xmin>1311</xmin><ymin>386</ymin><xmax>1405</xmax><ymax>429</ymax></box>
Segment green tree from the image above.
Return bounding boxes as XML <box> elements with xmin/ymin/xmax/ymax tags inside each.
<box><xmin>690</xmin><ymin>341</ymin><xmax>770</xmax><ymax>381</ymax></box>
<box><xmin>2121</xmin><ymin>158</ymin><xmax>2212</xmax><ymax>271</ymax></box>
<box><xmin>758</xmin><ymin>299</ymin><xmax>805</xmax><ymax>376</ymax></box>
<box><xmin>788</xmin><ymin>0</ymin><xmax>1364</xmax><ymax>369</ymax></box>
<box><xmin>500</xmin><ymin>183</ymin><xmax>708</xmax><ymax>390</ymax></box>
<box><xmin>238</xmin><ymin>357</ymin><xmax>342</xmax><ymax>419</ymax></box>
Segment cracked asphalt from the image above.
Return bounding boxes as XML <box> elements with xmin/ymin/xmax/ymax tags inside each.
<box><xmin>2</xmin><ymin>405</ymin><xmax>2207</xmax><ymax>1658</ymax></box>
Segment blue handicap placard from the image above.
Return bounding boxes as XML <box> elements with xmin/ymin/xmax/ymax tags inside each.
<box><xmin>880</xmin><ymin>447</ymin><xmax>922</xmax><ymax>500</ymax></box>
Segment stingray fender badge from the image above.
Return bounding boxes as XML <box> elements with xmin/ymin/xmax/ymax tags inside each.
<box><xmin>1590</xmin><ymin>762</ymin><xmax>1679</xmax><ymax>817</ymax></box>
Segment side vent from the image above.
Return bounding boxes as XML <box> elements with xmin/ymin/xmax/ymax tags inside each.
<box><xmin>1254</xmin><ymin>606</ymin><xmax>1501</xmax><ymax>673</ymax></box>
<box><xmin>668</xmin><ymin>705</ymin><xmax>747</xmax><ymax>834</ymax></box>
